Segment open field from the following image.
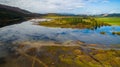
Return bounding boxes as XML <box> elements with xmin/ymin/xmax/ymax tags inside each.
<box><xmin>95</xmin><ymin>17</ymin><xmax>120</xmax><ymax>26</ymax></box>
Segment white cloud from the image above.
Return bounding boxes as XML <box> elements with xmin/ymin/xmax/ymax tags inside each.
<box><xmin>0</xmin><ymin>0</ymin><xmax>110</xmax><ymax>14</ymax></box>
<box><xmin>84</xmin><ymin>0</ymin><xmax>109</xmax><ymax>3</ymax></box>
<box><xmin>0</xmin><ymin>0</ymin><xmax>85</xmax><ymax>13</ymax></box>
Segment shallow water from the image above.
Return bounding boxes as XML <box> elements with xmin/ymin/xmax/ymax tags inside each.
<box><xmin>0</xmin><ymin>19</ymin><xmax>120</xmax><ymax>45</ymax></box>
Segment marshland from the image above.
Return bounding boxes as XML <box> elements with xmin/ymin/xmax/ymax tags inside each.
<box><xmin>0</xmin><ymin>0</ymin><xmax>120</xmax><ymax>67</ymax></box>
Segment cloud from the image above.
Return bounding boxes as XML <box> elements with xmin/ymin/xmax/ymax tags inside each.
<box><xmin>85</xmin><ymin>0</ymin><xmax>109</xmax><ymax>3</ymax></box>
<box><xmin>0</xmin><ymin>0</ymin><xmax>111</xmax><ymax>14</ymax></box>
<box><xmin>0</xmin><ymin>0</ymin><xmax>85</xmax><ymax>13</ymax></box>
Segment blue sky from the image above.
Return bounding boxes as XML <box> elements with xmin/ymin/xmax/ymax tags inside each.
<box><xmin>0</xmin><ymin>0</ymin><xmax>120</xmax><ymax>14</ymax></box>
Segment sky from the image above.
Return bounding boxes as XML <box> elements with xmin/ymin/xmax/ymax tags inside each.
<box><xmin>0</xmin><ymin>0</ymin><xmax>120</xmax><ymax>14</ymax></box>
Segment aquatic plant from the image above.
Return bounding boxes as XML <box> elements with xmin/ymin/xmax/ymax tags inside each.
<box><xmin>112</xmin><ymin>32</ymin><xmax>120</xmax><ymax>35</ymax></box>
<box><xmin>1</xmin><ymin>41</ymin><xmax>120</xmax><ymax>67</ymax></box>
<box><xmin>100</xmin><ymin>32</ymin><xmax>106</xmax><ymax>35</ymax></box>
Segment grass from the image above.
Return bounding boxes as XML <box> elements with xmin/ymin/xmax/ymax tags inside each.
<box><xmin>40</xmin><ymin>17</ymin><xmax>110</xmax><ymax>29</ymax></box>
<box><xmin>1</xmin><ymin>41</ymin><xmax>120</xmax><ymax>67</ymax></box>
<box><xmin>95</xmin><ymin>17</ymin><xmax>120</xmax><ymax>26</ymax></box>
<box><xmin>15</xmin><ymin>46</ymin><xmax>120</xmax><ymax>67</ymax></box>
<box><xmin>112</xmin><ymin>32</ymin><xmax>120</xmax><ymax>35</ymax></box>
<box><xmin>100</xmin><ymin>32</ymin><xmax>106</xmax><ymax>35</ymax></box>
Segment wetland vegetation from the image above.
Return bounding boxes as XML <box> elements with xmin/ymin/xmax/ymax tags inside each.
<box><xmin>0</xmin><ymin>2</ymin><xmax>120</xmax><ymax>67</ymax></box>
<box><xmin>40</xmin><ymin>17</ymin><xmax>110</xmax><ymax>29</ymax></box>
<box><xmin>1</xmin><ymin>41</ymin><xmax>120</xmax><ymax>67</ymax></box>
<box><xmin>0</xmin><ymin>16</ymin><xmax>120</xmax><ymax>67</ymax></box>
<box><xmin>112</xmin><ymin>32</ymin><xmax>120</xmax><ymax>35</ymax></box>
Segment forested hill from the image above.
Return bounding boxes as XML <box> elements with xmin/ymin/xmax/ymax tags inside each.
<box><xmin>0</xmin><ymin>4</ymin><xmax>42</xmax><ymax>27</ymax></box>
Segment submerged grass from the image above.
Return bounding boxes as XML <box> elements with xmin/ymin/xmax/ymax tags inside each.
<box><xmin>1</xmin><ymin>41</ymin><xmax>120</xmax><ymax>67</ymax></box>
<box><xmin>100</xmin><ymin>32</ymin><xmax>106</xmax><ymax>35</ymax></box>
<box><xmin>112</xmin><ymin>32</ymin><xmax>120</xmax><ymax>35</ymax></box>
<box><xmin>16</xmin><ymin>46</ymin><xmax>120</xmax><ymax>67</ymax></box>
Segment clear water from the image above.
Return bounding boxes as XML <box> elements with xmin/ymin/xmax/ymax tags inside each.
<box><xmin>0</xmin><ymin>19</ymin><xmax>120</xmax><ymax>45</ymax></box>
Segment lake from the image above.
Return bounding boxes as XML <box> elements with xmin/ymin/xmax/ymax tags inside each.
<box><xmin>0</xmin><ymin>19</ymin><xmax>120</xmax><ymax>46</ymax></box>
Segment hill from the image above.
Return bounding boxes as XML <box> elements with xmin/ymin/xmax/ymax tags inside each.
<box><xmin>0</xmin><ymin>4</ymin><xmax>42</xmax><ymax>27</ymax></box>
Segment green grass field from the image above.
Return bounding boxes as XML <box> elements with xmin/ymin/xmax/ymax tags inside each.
<box><xmin>96</xmin><ymin>17</ymin><xmax>120</xmax><ymax>26</ymax></box>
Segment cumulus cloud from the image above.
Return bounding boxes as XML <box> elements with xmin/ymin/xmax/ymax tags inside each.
<box><xmin>0</xmin><ymin>0</ymin><xmax>110</xmax><ymax>14</ymax></box>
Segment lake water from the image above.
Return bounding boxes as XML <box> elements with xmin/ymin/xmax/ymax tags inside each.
<box><xmin>0</xmin><ymin>19</ymin><xmax>120</xmax><ymax>46</ymax></box>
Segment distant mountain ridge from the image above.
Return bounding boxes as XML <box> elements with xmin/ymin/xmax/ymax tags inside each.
<box><xmin>104</xmin><ymin>13</ymin><xmax>120</xmax><ymax>17</ymax></box>
<box><xmin>0</xmin><ymin>4</ymin><xmax>31</xmax><ymax>14</ymax></box>
<box><xmin>0</xmin><ymin>4</ymin><xmax>42</xmax><ymax>27</ymax></box>
<box><xmin>45</xmin><ymin>13</ymin><xmax>120</xmax><ymax>17</ymax></box>
<box><xmin>97</xmin><ymin>13</ymin><xmax>120</xmax><ymax>17</ymax></box>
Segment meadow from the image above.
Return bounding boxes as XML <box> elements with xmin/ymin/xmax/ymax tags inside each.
<box><xmin>96</xmin><ymin>17</ymin><xmax>120</xmax><ymax>26</ymax></box>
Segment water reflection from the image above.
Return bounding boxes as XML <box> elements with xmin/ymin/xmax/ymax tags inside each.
<box><xmin>0</xmin><ymin>19</ymin><xmax>120</xmax><ymax>45</ymax></box>
<box><xmin>0</xmin><ymin>19</ymin><xmax>26</xmax><ymax>28</ymax></box>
